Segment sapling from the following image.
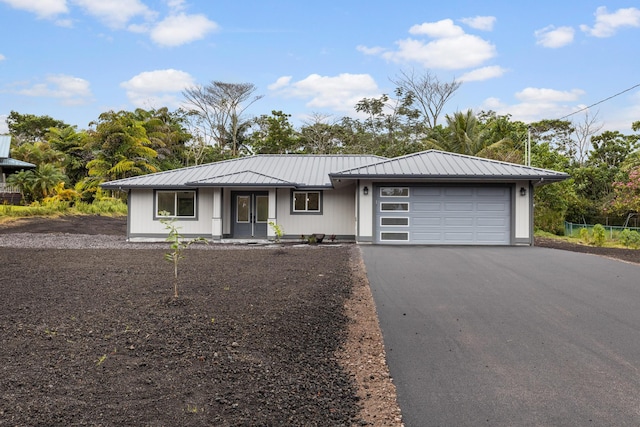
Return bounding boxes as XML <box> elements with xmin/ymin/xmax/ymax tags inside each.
<box><xmin>159</xmin><ymin>211</ymin><xmax>208</xmax><ymax>298</ymax></box>
<box><xmin>268</xmin><ymin>221</ymin><xmax>284</xmax><ymax>243</ymax></box>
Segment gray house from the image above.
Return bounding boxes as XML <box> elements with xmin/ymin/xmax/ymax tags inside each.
<box><xmin>0</xmin><ymin>135</ymin><xmax>35</xmax><ymax>204</ymax></box>
<box><xmin>101</xmin><ymin>150</ymin><xmax>569</xmax><ymax>245</ymax></box>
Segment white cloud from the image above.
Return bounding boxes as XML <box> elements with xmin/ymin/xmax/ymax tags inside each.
<box><xmin>0</xmin><ymin>54</ymin><xmax>5</xmax><ymax>61</ymax></box>
<box><xmin>580</xmin><ymin>6</ymin><xmax>640</xmax><ymax>37</ymax></box>
<box><xmin>516</xmin><ymin>87</ymin><xmax>584</xmax><ymax>102</ymax></box>
<box><xmin>459</xmin><ymin>65</ymin><xmax>507</xmax><ymax>82</ymax></box>
<box><xmin>166</xmin><ymin>0</ymin><xmax>186</xmax><ymax>13</ymax></box>
<box><xmin>409</xmin><ymin>19</ymin><xmax>465</xmax><ymax>38</ymax></box>
<box><xmin>356</xmin><ymin>45</ymin><xmax>386</xmax><ymax>55</ymax></box>
<box><xmin>481</xmin><ymin>87</ymin><xmax>586</xmax><ymax>123</ymax></box>
<box><xmin>383</xmin><ymin>35</ymin><xmax>496</xmax><ymax>70</ymax></box>
<box><xmin>1</xmin><ymin>0</ymin><xmax>218</xmax><ymax>46</ymax></box>
<box><xmin>16</xmin><ymin>74</ymin><xmax>92</xmax><ymax>106</ymax></box>
<box><xmin>535</xmin><ymin>25</ymin><xmax>575</xmax><ymax>48</ymax></box>
<box><xmin>460</xmin><ymin>16</ymin><xmax>496</xmax><ymax>31</ymax></box>
<box><xmin>71</xmin><ymin>0</ymin><xmax>156</xmax><ymax>29</ymax></box>
<box><xmin>150</xmin><ymin>13</ymin><xmax>218</xmax><ymax>47</ymax></box>
<box><xmin>268</xmin><ymin>76</ymin><xmax>292</xmax><ymax>91</ymax></box>
<box><xmin>270</xmin><ymin>73</ymin><xmax>380</xmax><ymax>113</ymax></box>
<box><xmin>121</xmin><ymin>69</ymin><xmax>195</xmax><ymax>108</ymax></box>
<box><xmin>0</xmin><ymin>0</ymin><xmax>68</xmax><ymax>18</ymax></box>
<box><xmin>360</xmin><ymin>18</ymin><xmax>497</xmax><ymax>70</ymax></box>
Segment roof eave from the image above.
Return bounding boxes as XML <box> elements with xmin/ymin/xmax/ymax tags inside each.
<box><xmin>329</xmin><ymin>173</ymin><xmax>570</xmax><ymax>184</ymax></box>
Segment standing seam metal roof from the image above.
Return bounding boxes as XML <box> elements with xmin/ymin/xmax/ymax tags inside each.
<box><xmin>330</xmin><ymin>150</ymin><xmax>569</xmax><ymax>182</ymax></box>
<box><xmin>100</xmin><ymin>154</ymin><xmax>386</xmax><ymax>189</ymax></box>
<box><xmin>101</xmin><ymin>151</ymin><xmax>569</xmax><ymax>189</ymax></box>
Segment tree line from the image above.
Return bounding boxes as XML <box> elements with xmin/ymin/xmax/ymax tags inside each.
<box><xmin>4</xmin><ymin>71</ymin><xmax>640</xmax><ymax>234</ymax></box>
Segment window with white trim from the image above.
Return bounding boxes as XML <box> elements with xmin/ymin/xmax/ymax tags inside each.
<box><xmin>156</xmin><ymin>190</ymin><xmax>196</xmax><ymax>218</ymax></box>
<box><xmin>380</xmin><ymin>202</ymin><xmax>409</xmax><ymax>211</ymax></box>
<box><xmin>381</xmin><ymin>217</ymin><xmax>409</xmax><ymax>226</ymax></box>
<box><xmin>380</xmin><ymin>232</ymin><xmax>409</xmax><ymax>241</ymax></box>
<box><xmin>380</xmin><ymin>187</ymin><xmax>409</xmax><ymax>197</ymax></box>
<box><xmin>292</xmin><ymin>191</ymin><xmax>322</xmax><ymax>213</ymax></box>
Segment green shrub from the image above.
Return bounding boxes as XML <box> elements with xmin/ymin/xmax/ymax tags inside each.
<box><xmin>579</xmin><ymin>227</ymin><xmax>590</xmax><ymax>243</ymax></box>
<box><xmin>619</xmin><ymin>229</ymin><xmax>640</xmax><ymax>248</ymax></box>
<box><xmin>592</xmin><ymin>224</ymin><xmax>606</xmax><ymax>247</ymax></box>
<box><xmin>619</xmin><ymin>229</ymin><xmax>632</xmax><ymax>247</ymax></box>
<box><xmin>74</xmin><ymin>199</ymin><xmax>127</xmax><ymax>215</ymax></box>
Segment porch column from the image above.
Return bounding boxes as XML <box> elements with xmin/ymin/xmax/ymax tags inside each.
<box><xmin>266</xmin><ymin>188</ymin><xmax>277</xmax><ymax>239</ymax></box>
<box><xmin>211</xmin><ymin>188</ymin><xmax>222</xmax><ymax>241</ymax></box>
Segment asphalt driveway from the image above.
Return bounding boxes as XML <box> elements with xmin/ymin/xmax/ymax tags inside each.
<box><xmin>361</xmin><ymin>245</ymin><xmax>640</xmax><ymax>427</ymax></box>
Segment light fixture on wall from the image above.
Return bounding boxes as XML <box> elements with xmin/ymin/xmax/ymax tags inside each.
<box><xmin>520</xmin><ymin>187</ymin><xmax>527</xmax><ymax>197</ymax></box>
<box><xmin>363</xmin><ymin>186</ymin><xmax>369</xmax><ymax>195</ymax></box>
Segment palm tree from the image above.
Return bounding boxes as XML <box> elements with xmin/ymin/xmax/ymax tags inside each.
<box><xmin>6</xmin><ymin>170</ymin><xmax>35</xmax><ymax>202</ymax></box>
<box><xmin>31</xmin><ymin>164</ymin><xmax>67</xmax><ymax>200</ymax></box>
<box><xmin>426</xmin><ymin>109</ymin><xmax>515</xmax><ymax>160</ymax></box>
<box><xmin>46</xmin><ymin>126</ymin><xmax>91</xmax><ymax>184</ymax></box>
<box><xmin>87</xmin><ymin>111</ymin><xmax>158</xmax><ymax>182</ymax></box>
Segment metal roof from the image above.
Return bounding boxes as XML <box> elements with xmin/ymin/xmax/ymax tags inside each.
<box><xmin>0</xmin><ymin>135</ymin><xmax>11</xmax><ymax>158</ymax></box>
<box><xmin>0</xmin><ymin>157</ymin><xmax>36</xmax><ymax>169</ymax></box>
<box><xmin>188</xmin><ymin>170</ymin><xmax>296</xmax><ymax>187</ymax></box>
<box><xmin>101</xmin><ymin>151</ymin><xmax>569</xmax><ymax>190</ymax></box>
<box><xmin>330</xmin><ymin>150</ymin><xmax>570</xmax><ymax>183</ymax></box>
<box><xmin>101</xmin><ymin>154</ymin><xmax>386</xmax><ymax>189</ymax></box>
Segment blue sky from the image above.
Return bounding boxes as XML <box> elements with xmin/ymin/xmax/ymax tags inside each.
<box><xmin>1</xmin><ymin>0</ymin><xmax>639</xmax><ymax>135</ymax></box>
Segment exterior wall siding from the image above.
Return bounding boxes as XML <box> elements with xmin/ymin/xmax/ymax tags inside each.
<box><xmin>128</xmin><ymin>188</ymin><xmax>213</xmax><ymax>239</ymax></box>
<box><xmin>357</xmin><ymin>180</ymin><xmax>373</xmax><ymax>242</ymax></box>
<box><xmin>514</xmin><ymin>180</ymin><xmax>531</xmax><ymax>243</ymax></box>
<box><xmin>275</xmin><ymin>185</ymin><xmax>356</xmax><ymax>237</ymax></box>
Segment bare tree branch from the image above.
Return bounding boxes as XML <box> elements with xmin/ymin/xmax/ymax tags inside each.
<box><xmin>182</xmin><ymin>81</ymin><xmax>263</xmax><ymax>156</ymax></box>
<box><xmin>573</xmin><ymin>110</ymin><xmax>603</xmax><ymax>166</ymax></box>
<box><xmin>390</xmin><ymin>69</ymin><xmax>461</xmax><ymax>129</ymax></box>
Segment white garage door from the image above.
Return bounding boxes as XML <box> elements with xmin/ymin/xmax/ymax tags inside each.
<box><xmin>375</xmin><ymin>185</ymin><xmax>511</xmax><ymax>245</ymax></box>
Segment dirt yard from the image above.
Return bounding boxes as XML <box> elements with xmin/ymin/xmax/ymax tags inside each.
<box><xmin>0</xmin><ymin>216</ymin><xmax>402</xmax><ymax>426</ymax></box>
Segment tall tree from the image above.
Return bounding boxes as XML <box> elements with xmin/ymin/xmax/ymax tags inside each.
<box><xmin>182</xmin><ymin>81</ymin><xmax>263</xmax><ymax>156</ymax></box>
<box><xmin>476</xmin><ymin>111</ymin><xmax>527</xmax><ymax>163</ymax></box>
<box><xmin>249</xmin><ymin>111</ymin><xmax>300</xmax><ymax>154</ymax></box>
<box><xmin>425</xmin><ymin>110</ymin><xmax>514</xmax><ymax>158</ymax></box>
<box><xmin>350</xmin><ymin>91</ymin><xmax>425</xmax><ymax>157</ymax></box>
<box><xmin>11</xmin><ymin>141</ymin><xmax>65</xmax><ymax>166</ymax></box>
<box><xmin>529</xmin><ymin>119</ymin><xmax>575</xmax><ymax>159</ymax></box>
<box><xmin>86</xmin><ymin>111</ymin><xmax>158</xmax><ymax>182</ymax></box>
<box><xmin>572</xmin><ymin>110</ymin><xmax>603</xmax><ymax>166</ymax></box>
<box><xmin>390</xmin><ymin>69</ymin><xmax>461</xmax><ymax>129</ymax></box>
<box><xmin>6</xmin><ymin>111</ymin><xmax>69</xmax><ymax>145</ymax></box>
<box><xmin>132</xmin><ymin>108</ymin><xmax>192</xmax><ymax>170</ymax></box>
<box><xmin>46</xmin><ymin>126</ymin><xmax>92</xmax><ymax>184</ymax></box>
<box><xmin>299</xmin><ymin>113</ymin><xmax>344</xmax><ymax>154</ymax></box>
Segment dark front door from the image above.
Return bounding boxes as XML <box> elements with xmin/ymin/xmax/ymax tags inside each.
<box><xmin>232</xmin><ymin>192</ymin><xmax>269</xmax><ymax>238</ymax></box>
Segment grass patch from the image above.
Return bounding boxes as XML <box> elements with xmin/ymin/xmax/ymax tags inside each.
<box><xmin>0</xmin><ymin>199</ymin><xmax>127</xmax><ymax>223</ymax></box>
<box><xmin>535</xmin><ymin>229</ymin><xmax>634</xmax><ymax>249</ymax></box>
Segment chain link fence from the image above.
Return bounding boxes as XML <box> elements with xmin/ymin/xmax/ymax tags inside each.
<box><xmin>565</xmin><ymin>221</ymin><xmax>640</xmax><ymax>239</ymax></box>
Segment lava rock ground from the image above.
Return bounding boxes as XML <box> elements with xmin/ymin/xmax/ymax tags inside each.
<box><xmin>0</xmin><ymin>216</ymin><xmax>372</xmax><ymax>426</ymax></box>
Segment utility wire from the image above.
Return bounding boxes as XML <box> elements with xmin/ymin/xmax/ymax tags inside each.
<box><xmin>557</xmin><ymin>83</ymin><xmax>640</xmax><ymax>121</ymax></box>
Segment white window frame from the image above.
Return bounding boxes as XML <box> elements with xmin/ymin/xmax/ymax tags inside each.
<box><xmin>380</xmin><ymin>217</ymin><xmax>410</xmax><ymax>227</ymax></box>
<box><xmin>380</xmin><ymin>202</ymin><xmax>409</xmax><ymax>212</ymax></box>
<box><xmin>380</xmin><ymin>231</ymin><xmax>409</xmax><ymax>241</ymax></box>
<box><xmin>380</xmin><ymin>187</ymin><xmax>409</xmax><ymax>197</ymax></box>
<box><xmin>155</xmin><ymin>190</ymin><xmax>197</xmax><ymax>218</ymax></box>
<box><xmin>291</xmin><ymin>190</ymin><xmax>322</xmax><ymax>214</ymax></box>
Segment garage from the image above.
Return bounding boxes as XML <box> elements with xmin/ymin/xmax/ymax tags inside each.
<box><xmin>374</xmin><ymin>185</ymin><xmax>511</xmax><ymax>245</ymax></box>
